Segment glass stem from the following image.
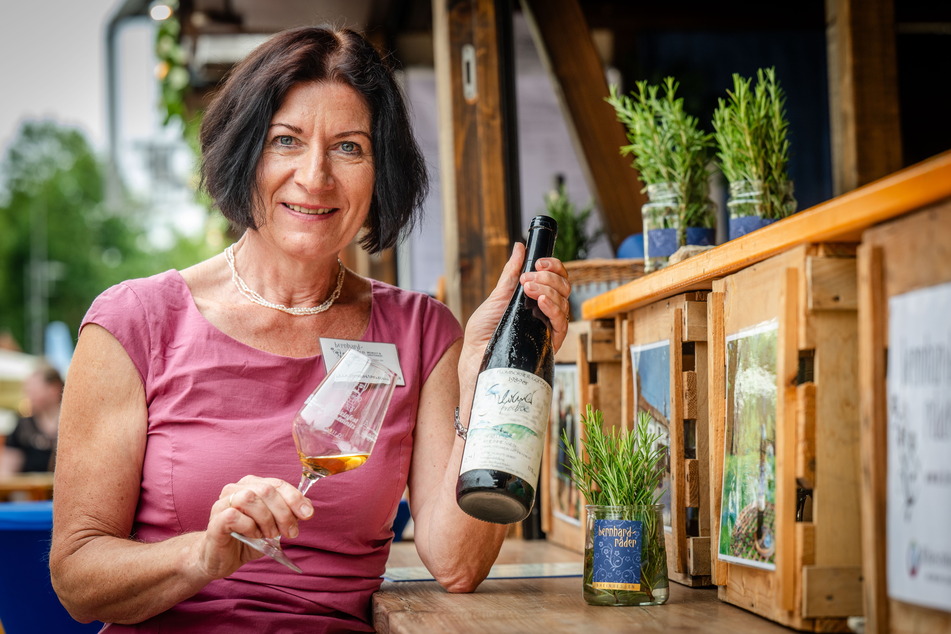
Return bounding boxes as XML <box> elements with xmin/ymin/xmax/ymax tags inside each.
<box><xmin>298</xmin><ymin>471</ymin><xmax>322</xmax><ymax>496</ymax></box>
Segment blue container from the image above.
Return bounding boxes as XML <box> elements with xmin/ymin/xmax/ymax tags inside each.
<box><xmin>616</xmin><ymin>233</ymin><xmax>645</xmax><ymax>259</ymax></box>
<box><xmin>0</xmin><ymin>501</ymin><xmax>102</xmax><ymax>633</ymax></box>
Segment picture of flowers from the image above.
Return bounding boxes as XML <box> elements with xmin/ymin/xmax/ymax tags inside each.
<box><xmin>718</xmin><ymin>319</ymin><xmax>779</xmax><ymax>570</ymax></box>
<box><xmin>552</xmin><ymin>363</ymin><xmax>582</xmax><ymax>524</ymax></box>
<box><xmin>630</xmin><ymin>340</ymin><xmax>671</xmax><ymax>529</ymax></box>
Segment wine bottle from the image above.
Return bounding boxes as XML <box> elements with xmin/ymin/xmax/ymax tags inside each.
<box><xmin>456</xmin><ymin>215</ymin><xmax>558</xmax><ymax>524</ymax></box>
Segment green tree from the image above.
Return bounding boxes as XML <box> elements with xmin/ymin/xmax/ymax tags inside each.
<box><xmin>0</xmin><ymin>120</ymin><xmax>214</xmax><ymax>352</ymax></box>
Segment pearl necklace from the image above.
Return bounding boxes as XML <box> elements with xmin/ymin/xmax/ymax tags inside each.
<box><xmin>224</xmin><ymin>244</ymin><xmax>345</xmax><ymax>316</ymax></box>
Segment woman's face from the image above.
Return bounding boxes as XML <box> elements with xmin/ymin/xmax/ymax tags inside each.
<box><xmin>254</xmin><ymin>81</ymin><xmax>374</xmax><ymax>260</ymax></box>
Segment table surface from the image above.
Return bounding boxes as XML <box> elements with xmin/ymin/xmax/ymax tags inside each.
<box><xmin>0</xmin><ymin>472</ymin><xmax>54</xmax><ymax>501</ymax></box>
<box><xmin>375</xmin><ymin>539</ymin><xmax>797</xmax><ymax>633</ymax></box>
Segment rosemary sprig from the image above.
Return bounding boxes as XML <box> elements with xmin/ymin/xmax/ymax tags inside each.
<box><xmin>561</xmin><ymin>405</ymin><xmax>665</xmax><ymax>508</ymax></box>
<box><xmin>712</xmin><ymin>67</ymin><xmax>794</xmax><ymax>219</ymax></box>
<box><xmin>606</xmin><ymin>78</ymin><xmax>715</xmax><ymax>232</ymax></box>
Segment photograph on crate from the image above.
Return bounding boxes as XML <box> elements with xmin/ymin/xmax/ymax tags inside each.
<box><xmin>719</xmin><ymin>320</ymin><xmax>778</xmax><ymax>570</ymax></box>
<box><xmin>551</xmin><ymin>364</ymin><xmax>582</xmax><ymax>525</ymax></box>
<box><xmin>630</xmin><ymin>340</ymin><xmax>671</xmax><ymax>529</ymax></box>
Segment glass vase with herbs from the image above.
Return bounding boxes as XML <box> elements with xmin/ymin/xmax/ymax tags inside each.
<box><xmin>607</xmin><ymin>78</ymin><xmax>716</xmax><ymax>272</ymax></box>
<box><xmin>712</xmin><ymin>67</ymin><xmax>797</xmax><ymax>240</ymax></box>
<box><xmin>561</xmin><ymin>405</ymin><xmax>668</xmax><ymax>606</ymax></box>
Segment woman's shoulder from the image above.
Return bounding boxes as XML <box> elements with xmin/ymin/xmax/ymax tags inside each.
<box><xmin>101</xmin><ymin>269</ymin><xmax>184</xmax><ymax>295</ymax></box>
<box><xmin>89</xmin><ymin>270</ymin><xmax>185</xmax><ymax>311</ymax></box>
<box><xmin>83</xmin><ymin>270</ymin><xmax>189</xmax><ymax>329</ymax></box>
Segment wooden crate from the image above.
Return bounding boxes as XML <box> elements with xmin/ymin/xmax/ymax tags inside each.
<box><xmin>708</xmin><ymin>244</ymin><xmax>863</xmax><ymax>632</ymax></box>
<box><xmin>622</xmin><ymin>292</ymin><xmax>712</xmax><ymax>587</ymax></box>
<box><xmin>542</xmin><ymin>319</ymin><xmax>623</xmax><ymax>553</ymax></box>
<box><xmin>857</xmin><ymin>204</ymin><xmax>951</xmax><ymax>634</ymax></box>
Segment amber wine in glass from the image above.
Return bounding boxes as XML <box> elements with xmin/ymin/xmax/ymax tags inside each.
<box><xmin>231</xmin><ymin>348</ymin><xmax>397</xmax><ymax>572</ymax></box>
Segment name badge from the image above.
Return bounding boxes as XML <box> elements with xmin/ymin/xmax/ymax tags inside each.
<box><xmin>319</xmin><ymin>338</ymin><xmax>405</xmax><ymax>386</ymax></box>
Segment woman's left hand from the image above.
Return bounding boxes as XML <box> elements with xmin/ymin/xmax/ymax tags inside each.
<box><xmin>461</xmin><ymin>243</ymin><xmax>571</xmax><ymax>376</ymax></box>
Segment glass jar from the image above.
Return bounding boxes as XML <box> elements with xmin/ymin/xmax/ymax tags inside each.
<box><xmin>727</xmin><ymin>179</ymin><xmax>797</xmax><ymax>240</ymax></box>
<box><xmin>641</xmin><ymin>183</ymin><xmax>680</xmax><ymax>273</ymax></box>
<box><xmin>642</xmin><ymin>183</ymin><xmax>716</xmax><ymax>272</ymax></box>
<box><xmin>583</xmin><ymin>504</ymin><xmax>669</xmax><ymax>606</ymax></box>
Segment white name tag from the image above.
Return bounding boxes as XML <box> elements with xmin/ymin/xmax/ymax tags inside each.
<box><xmin>319</xmin><ymin>338</ymin><xmax>405</xmax><ymax>387</ymax></box>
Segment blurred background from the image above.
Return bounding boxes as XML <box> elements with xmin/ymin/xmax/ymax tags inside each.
<box><xmin>0</xmin><ymin>0</ymin><xmax>616</xmax><ymax>429</ymax></box>
<box><xmin>0</xmin><ymin>1</ymin><xmax>223</xmax><ymax>436</ymax></box>
<box><xmin>0</xmin><ymin>0</ymin><xmax>948</xmax><ymax>432</ymax></box>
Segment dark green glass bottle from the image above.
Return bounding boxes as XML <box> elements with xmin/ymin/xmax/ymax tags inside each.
<box><xmin>456</xmin><ymin>215</ymin><xmax>558</xmax><ymax>524</ymax></box>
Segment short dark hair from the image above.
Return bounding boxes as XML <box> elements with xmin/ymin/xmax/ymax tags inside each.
<box><xmin>199</xmin><ymin>27</ymin><xmax>427</xmax><ymax>253</ymax></box>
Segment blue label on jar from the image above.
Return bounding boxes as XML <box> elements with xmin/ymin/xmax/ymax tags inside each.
<box><xmin>592</xmin><ymin>519</ymin><xmax>643</xmax><ymax>590</ymax></box>
<box><xmin>646</xmin><ymin>228</ymin><xmax>678</xmax><ymax>258</ymax></box>
<box><xmin>729</xmin><ymin>215</ymin><xmax>777</xmax><ymax>240</ymax></box>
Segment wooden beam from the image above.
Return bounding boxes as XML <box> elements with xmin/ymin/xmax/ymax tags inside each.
<box><xmin>826</xmin><ymin>0</ymin><xmax>903</xmax><ymax>194</ymax></box>
<box><xmin>433</xmin><ymin>0</ymin><xmax>518</xmax><ymax>323</ymax></box>
<box><xmin>520</xmin><ymin>0</ymin><xmax>646</xmax><ymax>251</ymax></box>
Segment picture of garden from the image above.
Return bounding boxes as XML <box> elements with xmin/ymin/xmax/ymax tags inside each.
<box><xmin>552</xmin><ymin>363</ymin><xmax>582</xmax><ymax>524</ymax></box>
<box><xmin>718</xmin><ymin>320</ymin><xmax>779</xmax><ymax>570</ymax></box>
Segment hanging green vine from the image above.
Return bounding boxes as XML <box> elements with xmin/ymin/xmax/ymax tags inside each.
<box><xmin>154</xmin><ymin>1</ymin><xmax>201</xmax><ymax>154</ymax></box>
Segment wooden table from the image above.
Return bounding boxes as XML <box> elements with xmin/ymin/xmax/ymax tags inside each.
<box><xmin>0</xmin><ymin>472</ymin><xmax>54</xmax><ymax>502</ymax></box>
<box><xmin>374</xmin><ymin>539</ymin><xmax>797</xmax><ymax>633</ymax></box>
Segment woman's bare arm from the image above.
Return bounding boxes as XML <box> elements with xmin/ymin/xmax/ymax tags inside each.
<box><xmin>50</xmin><ymin>325</ymin><xmax>312</xmax><ymax>624</ymax></box>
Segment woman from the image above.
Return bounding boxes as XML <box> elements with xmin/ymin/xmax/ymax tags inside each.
<box><xmin>49</xmin><ymin>26</ymin><xmax>571</xmax><ymax>632</ymax></box>
<box><xmin>0</xmin><ymin>363</ymin><xmax>63</xmax><ymax>475</ymax></box>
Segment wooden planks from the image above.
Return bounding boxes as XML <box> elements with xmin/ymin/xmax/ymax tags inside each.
<box><xmin>857</xmin><ymin>203</ymin><xmax>951</xmax><ymax>634</ymax></box>
<box><xmin>542</xmin><ymin>319</ymin><xmax>621</xmax><ymax>554</ymax></box>
<box><xmin>628</xmin><ymin>293</ymin><xmax>712</xmax><ymax>587</ymax></box>
<box><xmin>708</xmin><ymin>246</ymin><xmax>862</xmax><ymax>631</ymax></box>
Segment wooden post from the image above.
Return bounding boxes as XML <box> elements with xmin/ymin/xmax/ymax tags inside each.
<box><xmin>825</xmin><ymin>0</ymin><xmax>902</xmax><ymax>194</ymax></box>
<box><xmin>433</xmin><ymin>0</ymin><xmax>519</xmax><ymax>323</ymax></box>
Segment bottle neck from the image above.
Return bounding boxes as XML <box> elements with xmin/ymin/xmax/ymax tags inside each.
<box><xmin>521</xmin><ymin>223</ymin><xmax>557</xmax><ymax>275</ymax></box>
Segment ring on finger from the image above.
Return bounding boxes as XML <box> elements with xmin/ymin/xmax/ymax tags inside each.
<box><xmin>228</xmin><ymin>493</ymin><xmax>236</xmax><ymax>508</ymax></box>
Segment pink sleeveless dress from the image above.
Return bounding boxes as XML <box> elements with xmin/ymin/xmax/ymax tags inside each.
<box><xmin>79</xmin><ymin>270</ymin><xmax>462</xmax><ymax>632</ymax></box>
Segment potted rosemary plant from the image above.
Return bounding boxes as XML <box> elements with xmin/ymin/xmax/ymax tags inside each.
<box><xmin>607</xmin><ymin>78</ymin><xmax>716</xmax><ymax>272</ymax></box>
<box><xmin>712</xmin><ymin>67</ymin><xmax>797</xmax><ymax>240</ymax></box>
<box><xmin>562</xmin><ymin>405</ymin><xmax>668</xmax><ymax>606</ymax></box>
<box><xmin>543</xmin><ymin>181</ymin><xmax>601</xmax><ymax>263</ymax></box>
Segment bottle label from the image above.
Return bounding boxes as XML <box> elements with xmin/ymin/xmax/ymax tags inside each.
<box><xmin>592</xmin><ymin>519</ymin><xmax>643</xmax><ymax>590</ymax></box>
<box><xmin>460</xmin><ymin>367</ymin><xmax>552</xmax><ymax>485</ymax></box>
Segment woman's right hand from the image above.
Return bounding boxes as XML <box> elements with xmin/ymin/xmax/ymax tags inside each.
<box><xmin>198</xmin><ymin>476</ymin><xmax>314</xmax><ymax>578</ymax></box>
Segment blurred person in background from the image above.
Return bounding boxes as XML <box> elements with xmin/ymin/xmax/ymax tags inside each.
<box><xmin>0</xmin><ymin>362</ymin><xmax>64</xmax><ymax>475</ymax></box>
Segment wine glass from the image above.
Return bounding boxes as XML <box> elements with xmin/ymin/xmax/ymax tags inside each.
<box><xmin>231</xmin><ymin>348</ymin><xmax>397</xmax><ymax>573</ymax></box>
